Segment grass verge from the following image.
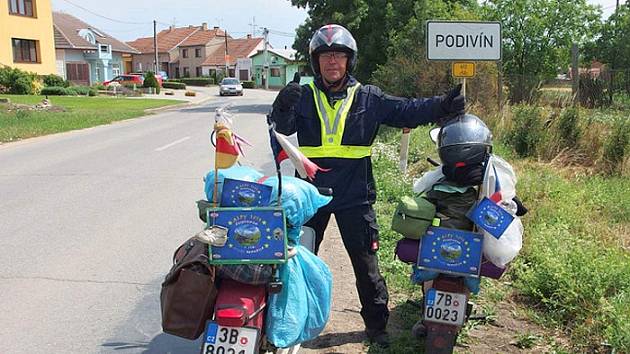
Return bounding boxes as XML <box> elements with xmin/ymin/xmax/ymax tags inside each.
<box><xmin>0</xmin><ymin>95</ymin><xmax>185</xmax><ymax>143</ymax></box>
<box><xmin>371</xmin><ymin>126</ymin><xmax>629</xmax><ymax>353</ymax></box>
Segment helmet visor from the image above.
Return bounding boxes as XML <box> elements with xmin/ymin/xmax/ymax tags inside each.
<box><xmin>438</xmin><ymin>116</ymin><xmax>492</xmax><ymax>148</ymax></box>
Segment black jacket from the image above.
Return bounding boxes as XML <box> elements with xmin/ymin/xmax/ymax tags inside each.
<box><xmin>270</xmin><ymin>76</ymin><xmax>447</xmax><ymax>211</ymax></box>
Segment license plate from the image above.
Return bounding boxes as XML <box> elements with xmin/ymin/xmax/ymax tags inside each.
<box><xmin>424</xmin><ymin>288</ymin><xmax>467</xmax><ymax>326</ymax></box>
<box><xmin>202</xmin><ymin>322</ymin><xmax>259</xmax><ymax>354</ymax></box>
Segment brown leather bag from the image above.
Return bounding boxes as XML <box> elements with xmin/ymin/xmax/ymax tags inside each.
<box><xmin>160</xmin><ymin>237</ymin><xmax>217</xmax><ymax>340</ymax></box>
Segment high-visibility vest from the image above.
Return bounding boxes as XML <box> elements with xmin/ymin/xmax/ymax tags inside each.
<box><xmin>299</xmin><ymin>82</ymin><xmax>372</xmax><ymax>159</ymax></box>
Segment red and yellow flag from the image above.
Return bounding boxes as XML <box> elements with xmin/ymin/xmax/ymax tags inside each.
<box><xmin>214</xmin><ymin>123</ymin><xmax>239</xmax><ymax>169</ymax></box>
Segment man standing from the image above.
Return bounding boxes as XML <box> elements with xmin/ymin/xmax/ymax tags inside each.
<box><xmin>268</xmin><ymin>24</ymin><xmax>464</xmax><ymax>347</ymax></box>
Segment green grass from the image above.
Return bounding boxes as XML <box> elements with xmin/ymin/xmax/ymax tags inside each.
<box><xmin>371</xmin><ymin>125</ymin><xmax>630</xmax><ymax>352</ymax></box>
<box><xmin>512</xmin><ymin>164</ymin><xmax>630</xmax><ymax>352</ymax></box>
<box><xmin>0</xmin><ymin>95</ymin><xmax>185</xmax><ymax>143</ymax></box>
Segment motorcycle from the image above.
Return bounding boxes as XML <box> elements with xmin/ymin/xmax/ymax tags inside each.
<box><xmin>197</xmin><ymin>183</ymin><xmax>332</xmax><ymax>354</ymax></box>
<box><xmin>394</xmin><ymin>131</ymin><xmax>494</xmax><ymax>353</ymax></box>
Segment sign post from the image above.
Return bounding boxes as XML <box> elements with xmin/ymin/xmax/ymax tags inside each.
<box><xmin>426</xmin><ymin>20</ymin><xmax>502</xmax><ymax>108</ymax></box>
<box><xmin>452</xmin><ymin>62</ymin><xmax>476</xmax><ymax>97</ymax></box>
<box><xmin>426</xmin><ymin>21</ymin><xmax>502</xmax><ymax>61</ymax></box>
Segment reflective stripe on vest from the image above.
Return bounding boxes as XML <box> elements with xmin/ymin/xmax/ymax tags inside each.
<box><xmin>299</xmin><ymin>82</ymin><xmax>372</xmax><ymax>159</ymax></box>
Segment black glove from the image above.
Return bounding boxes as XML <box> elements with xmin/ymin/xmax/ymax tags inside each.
<box><xmin>272</xmin><ymin>73</ymin><xmax>302</xmax><ymax>112</ymax></box>
<box><xmin>440</xmin><ymin>84</ymin><xmax>466</xmax><ymax>116</ymax></box>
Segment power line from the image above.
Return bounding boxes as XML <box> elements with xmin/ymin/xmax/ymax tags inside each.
<box><xmin>59</xmin><ymin>0</ymin><xmax>152</xmax><ymax>25</ymax></box>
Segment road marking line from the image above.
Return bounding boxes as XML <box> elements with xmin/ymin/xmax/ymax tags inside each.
<box><xmin>155</xmin><ymin>136</ymin><xmax>191</xmax><ymax>151</ymax></box>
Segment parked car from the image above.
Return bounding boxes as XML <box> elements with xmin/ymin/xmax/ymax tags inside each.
<box><xmin>103</xmin><ymin>74</ymin><xmax>144</xmax><ymax>87</ymax></box>
<box><xmin>129</xmin><ymin>72</ymin><xmax>164</xmax><ymax>86</ymax></box>
<box><xmin>219</xmin><ymin>78</ymin><xmax>243</xmax><ymax>96</ymax></box>
<box><xmin>158</xmin><ymin>70</ymin><xmax>169</xmax><ymax>81</ymax></box>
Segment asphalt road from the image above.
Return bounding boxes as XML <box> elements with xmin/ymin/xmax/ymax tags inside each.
<box><xmin>0</xmin><ymin>89</ymin><xmax>284</xmax><ymax>354</ymax></box>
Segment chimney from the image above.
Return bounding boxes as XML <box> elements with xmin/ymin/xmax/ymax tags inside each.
<box><xmin>202</xmin><ymin>22</ymin><xmax>208</xmax><ymax>31</ymax></box>
<box><xmin>284</xmin><ymin>45</ymin><xmax>287</xmax><ymax>49</ymax></box>
<box><xmin>169</xmin><ymin>25</ymin><xmax>174</xmax><ymax>32</ymax></box>
<box><xmin>247</xmin><ymin>34</ymin><xmax>251</xmax><ymax>39</ymax></box>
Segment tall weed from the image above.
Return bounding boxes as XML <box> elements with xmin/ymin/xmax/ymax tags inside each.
<box><xmin>602</xmin><ymin>118</ymin><xmax>630</xmax><ymax>175</ymax></box>
<box><xmin>504</xmin><ymin>105</ymin><xmax>546</xmax><ymax>157</ymax></box>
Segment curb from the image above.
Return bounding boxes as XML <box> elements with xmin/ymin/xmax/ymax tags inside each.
<box><xmin>143</xmin><ymin>95</ymin><xmax>214</xmax><ymax>114</ymax></box>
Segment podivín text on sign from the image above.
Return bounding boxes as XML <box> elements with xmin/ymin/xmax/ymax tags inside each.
<box><xmin>426</xmin><ymin>21</ymin><xmax>502</xmax><ymax>61</ymax></box>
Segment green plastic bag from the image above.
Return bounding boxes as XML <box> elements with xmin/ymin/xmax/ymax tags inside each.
<box><xmin>391</xmin><ymin>194</ymin><xmax>436</xmax><ymax>239</ymax></box>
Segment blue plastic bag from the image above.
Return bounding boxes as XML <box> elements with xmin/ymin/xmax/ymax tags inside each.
<box><xmin>262</xmin><ymin>176</ymin><xmax>332</xmax><ymax>243</ymax></box>
<box><xmin>265</xmin><ymin>245</ymin><xmax>332</xmax><ymax>348</ymax></box>
<box><xmin>204</xmin><ymin>165</ymin><xmax>264</xmax><ymax>202</ymax></box>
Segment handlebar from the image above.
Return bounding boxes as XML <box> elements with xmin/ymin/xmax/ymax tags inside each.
<box><xmin>427</xmin><ymin>157</ymin><xmax>440</xmax><ymax>167</ymax></box>
<box><xmin>317</xmin><ymin>187</ymin><xmax>333</xmax><ymax>196</ymax></box>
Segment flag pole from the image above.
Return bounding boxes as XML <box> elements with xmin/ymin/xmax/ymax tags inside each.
<box><xmin>212</xmin><ymin>122</ymin><xmax>219</xmax><ymax>208</ymax></box>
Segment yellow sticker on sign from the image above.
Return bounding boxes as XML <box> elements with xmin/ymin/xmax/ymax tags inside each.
<box><xmin>452</xmin><ymin>62</ymin><xmax>476</xmax><ymax>78</ymax></box>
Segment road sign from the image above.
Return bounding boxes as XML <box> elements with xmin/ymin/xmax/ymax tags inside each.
<box><xmin>427</xmin><ymin>21</ymin><xmax>501</xmax><ymax>61</ymax></box>
<box><xmin>452</xmin><ymin>62</ymin><xmax>476</xmax><ymax>78</ymax></box>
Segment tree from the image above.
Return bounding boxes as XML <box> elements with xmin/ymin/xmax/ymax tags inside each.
<box><xmin>290</xmin><ymin>0</ymin><xmax>480</xmax><ymax>83</ymax></box>
<box><xmin>588</xmin><ymin>5</ymin><xmax>630</xmax><ymax>95</ymax></box>
<box><xmin>143</xmin><ymin>71</ymin><xmax>160</xmax><ymax>94</ymax></box>
<box><xmin>482</xmin><ymin>0</ymin><xmax>601</xmax><ymax>103</ymax></box>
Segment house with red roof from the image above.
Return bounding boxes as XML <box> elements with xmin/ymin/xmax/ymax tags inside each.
<box><xmin>200</xmin><ymin>35</ymin><xmax>265</xmax><ymax>80</ymax></box>
<box><xmin>53</xmin><ymin>12</ymin><xmax>139</xmax><ymax>85</ymax></box>
<box><xmin>126</xmin><ymin>24</ymin><xmax>208</xmax><ymax>79</ymax></box>
<box><xmin>176</xmin><ymin>26</ymin><xmax>231</xmax><ymax>78</ymax></box>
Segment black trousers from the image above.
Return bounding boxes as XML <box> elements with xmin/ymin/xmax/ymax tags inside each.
<box><xmin>305</xmin><ymin>204</ymin><xmax>389</xmax><ymax>332</ymax></box>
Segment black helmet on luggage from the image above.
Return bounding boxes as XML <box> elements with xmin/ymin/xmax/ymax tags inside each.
<box><xmin>438</xmin><ymin>114</ymin><xmax>493</xmax><ymax>167</ymax></box>
<box><xmin>309</xmin><ymin>24</ymin><xmax>358</xmax><ymax>77</ymax></box>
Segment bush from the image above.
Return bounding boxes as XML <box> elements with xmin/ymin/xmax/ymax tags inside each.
<box><xmin>70</xmin><ymin>86</ymin><xmax>97</xmax><ymax>96</ymax></box>
<box><xmin>42</xmin><ymin>74</ymin><xmax>69</xmax><ymax>88</ymax></box>
<box><xmin>41</xmin><ymin>86</ymin><xmax>97</xmax><ymax>96</ymax></box>
<box><xmin>557</xmin><ymin>107</ymin><xmax>581</xmax><ymax>148</ymax></box>
<box><xmin>13</xmin><ymin>76</ymin><xmax>34</xmax><ymax>95</ymax></box>
<box><xmin>143</xmin><ymin>71</ymin><xmax>160</xmax><ymax>94</ymax></box>
<box><xmin>185</xmin><ymin>91</ymin><xmax>196</xmax><ymax>97</ymax></box>
<box><xmin>505</xmin><ymin>105</ymin><xmax>545</xmax><ymax>157</ymax></box>
<box><xmin>241</xmin><ymin>80</ymin><xmax>255</xmax><ymax>89</ymax></box>
<box><xmin>162</xmin><ymin>81</ymin><xmax>186</xmax><ymax>89</ymax></box>
<box><xmin>41</xmin><ymin>86</ymin><xmax>71</xmax><ymax>96</ymax></box>
<box><xmin>175</xmin><ymin>78</ymin><xmax>213</xmax><ymax>86</ymax></box>
<box><xmin>0</xmin><ymin>66</ymin><xmax>38</xmax><ymax>94</ymax></box>
<box><xmin>602</xmin><ymin>118</ymin><xmax>629</xmax><ymax>175</ymax></box>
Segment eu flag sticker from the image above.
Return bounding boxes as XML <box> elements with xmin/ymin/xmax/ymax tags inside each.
<box><xmin>467</xmin><ymin>197</ymin><xmax>514</xmax><ymax>239</ymax></box>
<box><xmin>220</xmin><ymin>178</ymin><xmax>273</xmax><ymax>207</ymax></box>
<box><xmin>205</xmin><ymin>322</ymin><xmax>218</xmax><ymax>344</ymax></box>
<box><xmin>425</xmin><ymin>288</ymin><xmax>437</xmax><ymax>306</ymax></box>
<box><xmin>418</xmin><ymin>227</ymin><xmax>483</xmax><ymax>277</ymax></box>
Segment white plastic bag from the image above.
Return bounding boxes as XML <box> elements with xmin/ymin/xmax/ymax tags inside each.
<box><xmin>412</xmin><ymin>167</ymin><xmax>444</xmax><ymax>194</ymax></box>
<box><xmin>482</xmin><ymin>217</ymin><xmax>523</xmax><ymax>267</ymax></box>
<box><xmin>480</xmin><ymin>155</ymin><xmax>523</xmax><ymax>268</ymax></box>
<box><xmin>482</xmin><ymin>155</ymin><xmax>517</xmax><ymax>202</ymax></box>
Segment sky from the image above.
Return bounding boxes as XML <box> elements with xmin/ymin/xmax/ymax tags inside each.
<box><xmin>51</xmin><ymin>0</ymin><xmax>621</xmax><ymax>50</ymax></box>
<box><xmin>51</xmin><ymin>0</ymin><xmax>309</xmax><ymax>49</ymax></box>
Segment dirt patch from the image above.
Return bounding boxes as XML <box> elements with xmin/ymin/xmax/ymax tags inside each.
<box><xmin>459</xmin><ymin>298</ymin><xmax>566</xmax><ymax>353</ymax></box>
<box><xmin>299</xmin><ymin>217</ymin><xmax>369</xmax><ymax>354</ymax></box>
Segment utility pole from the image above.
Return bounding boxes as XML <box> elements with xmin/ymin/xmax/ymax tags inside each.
<box><xmin>571</xmin><ymin>43</ymin><xmax>579</xmax><ymax>105</ymax></box>
<box><xmin>249</xmin><ymin>17</ymin><xmax>257</xmax><ymax>37</ymax></box>
<box><xmin>153</xmin><ymin>20</ymin><xmax>158</xmax><ymax>74</ymax></box>
<box><xmin>224</xmin><ymin>30</ymin><xmax>229</xmax><ymax>77</ymax></box>
<box><xmin>263</xmin><ymin>27</ymin><xmax>269</xmax><ymax>90</ymax></box>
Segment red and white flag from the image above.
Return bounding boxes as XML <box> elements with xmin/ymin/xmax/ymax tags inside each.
<box><xmin>271</xmin><ymin>129</ymin><xmax>330</xmax><ymax>181</ymax></box>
